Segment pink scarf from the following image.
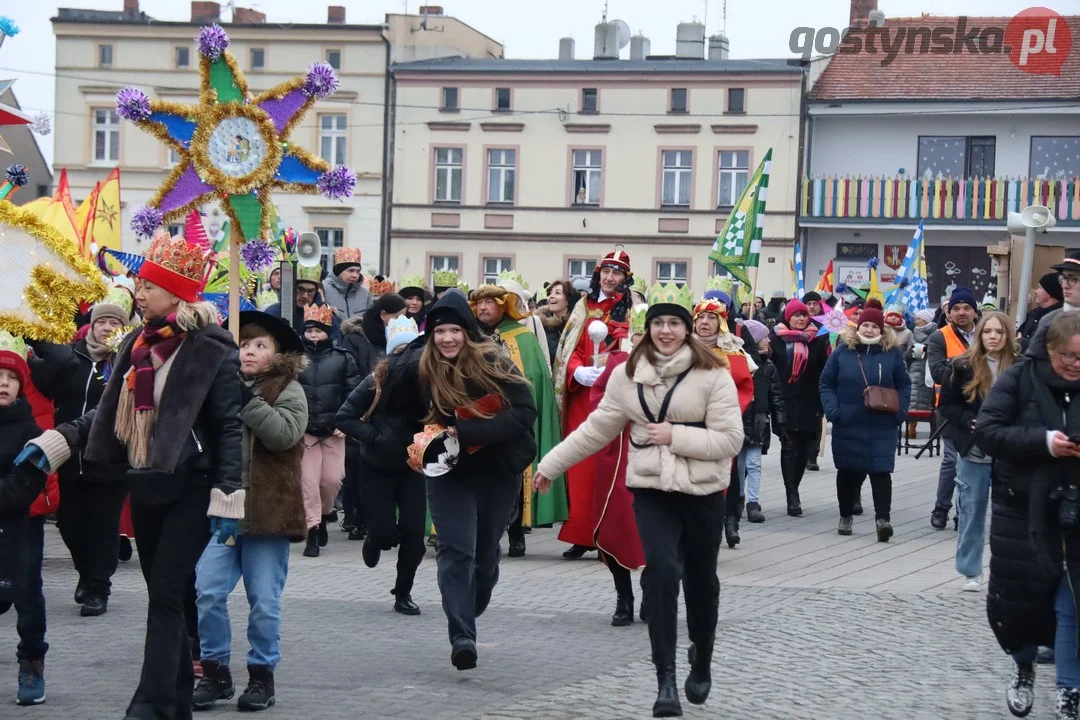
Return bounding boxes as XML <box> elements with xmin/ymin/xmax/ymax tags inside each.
<box><xmin>774</xmin><ymin>322</ymin><xmax>818</xmax><ymax>384</ymax></box>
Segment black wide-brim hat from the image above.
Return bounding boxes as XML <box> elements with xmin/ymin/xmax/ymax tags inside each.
<box><xmin>238</xmin><ymin>311</ymin><xmax>303</xmax><ymax>354</ymax></box>
<box><xmin>1051</xmin><ymin>251</ymin><xmax>1080</xmax><ymax>273</ymax></box>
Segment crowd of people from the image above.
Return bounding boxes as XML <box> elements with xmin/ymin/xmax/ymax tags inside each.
<box><xmin>3</xmin><ymin>226</ymin><xmax>1080</xmax><ymax>718</ymax></box>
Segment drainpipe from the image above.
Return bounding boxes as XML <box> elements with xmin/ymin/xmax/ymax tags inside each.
<box><xmin>793</xmin><ymin>60</ymin><xmax>812</xmax><ymax>284</ymax></box>
<box><xmin>378</xmin><ymin>34</ymin><xmax>394</xmax><ymax>275</ymax></box>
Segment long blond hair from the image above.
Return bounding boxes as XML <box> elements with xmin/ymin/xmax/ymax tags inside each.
<box><xmin>419</xmin><ymin>334</ymin><xmax>526</xmax><ymax>423</ymax></box>
<box><xmin>961</xmin><ymin>310</ymin><xmax>1019</xmax><ymax>402</ymax></box>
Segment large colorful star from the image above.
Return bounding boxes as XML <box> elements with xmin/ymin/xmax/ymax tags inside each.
<box><xmin>116</xmin><ymin>24</ymin><xmax>355</xmax><ymax>243</ymax></box>
<box><xmin>814</xmin><ymin>297</ymin><xmax>850</xmax><ymax>346</ymax></box>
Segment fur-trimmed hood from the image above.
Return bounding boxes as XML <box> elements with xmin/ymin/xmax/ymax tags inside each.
<box><xmin>539</xmin><ymin>308</ymin><xmax>568</xmax><ymax>331</ymax></box>
<box><xmin>253</xmin><ymin>352</ymin><xmax>308</xmax><ymax>387</ymax></box>
<box><xmin>839</xmin><ymin>324</ymin><xmax>900</xmax><ymax>351</ymax></box>
<box><xmin>340</xmin><ymin>315</ymin><xmax>365</xmax><ymax>336</ymax></box>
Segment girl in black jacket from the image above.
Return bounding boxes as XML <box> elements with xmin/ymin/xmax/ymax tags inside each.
<box><xmin>739</xmin><ymin>320</ymin><xmax>786</xmax><ymax>524</ymax></box>
<box><xmin>297</xmin><ymin>303</ymin><xmax>361</xmax><ymax>557</ymax></box>
<box><xmin>335</xmin><ymin>317</ymin><xmax>424</xmax><ymax>615</ymax></box>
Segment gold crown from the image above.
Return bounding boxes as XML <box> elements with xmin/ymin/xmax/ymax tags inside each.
<box><xmin>334</xmin><ymin>247</ymin><xmax>362</xmax><ymax>266</ymax></box>
<box><xmin>296</xmin><ymin>264</ymin><xmax>322</xmax><ymax>284</ymax></box>
<box><xmin>646</xmin><ymin>282</ymin><xmax>693</xmax><ymax>312</ymax></box>
<box><xmin>629</xmin><ymin>303</ymin><xmax>649</xmax><ymax>336</ymax></box>
<box><xmin>0</xmin><ymin>331</ymin><xmax>27</xmax><ymax>361</ymax></box>
<box><xmin>140</xmin><ymin>227</ymin><xmax>213</xmax><ymax>301</ymax></box>
<box><xmin>98</xmin><ymin>285</ymin><xmax>135</xmax><ymax>317</ymax></box>
<box><xmin>399</xmin><ymin>274</ymin><xmax>426</xmax><ymax>291</ymax></box>
<box><xmin>433</xmin><ymin>269</ymin><xmax>458</xmax><ymax>288</ymax></box>
<box><xmin>369</xmin><ymin>276</ymin><xmax>396</xmax><ymax>297</ymax></box>
<box><xmin>303</xmin><ymin>303</ymin><xmax>334</xmax><ymax>326</ymax></box>
<box><xmin>497</xmin><ymin>269</ymin><xmax>528</xmax><ymax>290</ymax></box>
<box><xmin>705</xmin><ymin>275</ymin><xmax>734</xmax><ymax>296</ymax></box>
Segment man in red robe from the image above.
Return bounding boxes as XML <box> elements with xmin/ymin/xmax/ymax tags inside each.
<box><xmin>551</xmin><ymin>248</ymin><xmax>633</xmax><ymax>559</ymax></box>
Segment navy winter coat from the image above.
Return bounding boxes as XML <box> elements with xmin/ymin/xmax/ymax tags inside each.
<box><xmin>819</xmin><ymin>330</ymin><xmax>911</xmax><ymax>474</ymax></box>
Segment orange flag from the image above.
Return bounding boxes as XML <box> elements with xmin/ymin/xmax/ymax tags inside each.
<box><xmin>22</xmin><ymin>168</ymin><xmax>82</xmax><ymax>254</ymax></box>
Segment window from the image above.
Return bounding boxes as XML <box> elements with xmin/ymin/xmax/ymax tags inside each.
<box><xmin>727</xmin><ymin>88</ymin><xmax>745</xmax><ymax>113</ymax></box>
<box><xmin>250</xmin><ymin>48</ymin><xmax>265</xmax><ymax>70</ymax></box>
<box><xmin>486</xmin><ymin>149</ymin><xmax>516</xmax><ymax>204</ymax></box>
<box><xmin>315</xmin><ymin>227</ymin><xmax>344</xmax><ymax>273</ymax></box>
<box><xmin>581</xmin><ymin>88</ymin><xmax>598</xmax><ymax>114</ymax></box>
<box><xmin>670</xmin><ymin>88</ymin><xmax>688</xmax><ymax>113</ymax></box>
<box><xmin>318</xmin><ymin>114</ymin><xmax>347</xmax><ymax>166</ymax></box>
<box><xmin>430</xmin><ymin>255</ymin><xmax>459</xmax><ymax>286</ymax></box>
<box><xmin>661</xmin><ymin>150</ymin><xmax>693</xmax><ymax>207</ymax></box>
<box><xmin>99</xmin><ymin>44</ymin><xmax>113</xmax><ymax>68</ymax></box>
<box><xmin>166</xmin><ymin>223</ymin><xmax>184</xmax><ymax>238</ymax></box>
<box><xmin>175</xmin><ymin>46</ymin><xmax>190</xmax><ymax>68</ymax></box>
<box><xmin>168</xmin><ymin>147</ymin><xmax>181</xmax><ymax>166</ymax></box>
<box><xmin>326</xmin><ymin>49</ymin><xmax>341</xmax><ymax>70</ymax></box>
<box><xmin>571</xmin><ymin>149</ymin><xmax>602</xmax><ymax>205</ymax></box>
<box><xmin>717</xmin><ymin>150</ymin><xmax>750</xmax><ymax>207</ymax></box>
<box><xmin>93</xmin><ymin>108</ymin><xmax>120</xmax><ymax>164</ymax></box>
<box><xmin>482</xmin><ymin>257</ymin><xmax>512</xmax><ymax>284</ymax></box>
<box><xmin>1031</xmin><ymin>136</ymin><xmax>1080</xmax><ymax>179</ymax></box>
<box><xmin>917</xmin><ymin>136</ymin><xmax>997</xmax><ymax>179</ymax></box>
<box><xmin>434</xmin><ymin>147</ymin><xmax>463</xmax><ymax>203</ymax></box>
<box><xmin>495</xmin><ymin>87</ymin><xmax>511</xmax><ymax>111</ymax></box>
<box><xmin>441</xmin><ymin>87</ymin><xmax>459</xmax><ymax>111</ymax></box>
<box><xmin>656</xmin><ymin>261</ymin><xmax>689</xmax><ymax>287</ymax></box>
<box><xmin>568</xmin><ymin>258</ymin><xmax>597</xmax><ymax>278</ymax></box>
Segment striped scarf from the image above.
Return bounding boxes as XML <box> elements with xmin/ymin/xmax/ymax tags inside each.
<box><xmin>773</xmin><ymin>322</ymin><xmax>818</xmax><ymax>384</ymax></box>
<box><xmin>115</xmin><ymin>315</ymin><xmax>185</xmax><ymax>468</ymax></box>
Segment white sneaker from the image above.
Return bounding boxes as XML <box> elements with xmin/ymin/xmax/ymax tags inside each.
<box><xmin>963</xmin><ymin>575</ymin><xmax>982</xmax><ymax>592</ymax></box>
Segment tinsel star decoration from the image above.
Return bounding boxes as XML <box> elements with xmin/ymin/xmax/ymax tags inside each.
<box><xmin>814</xmin><ymin>297</ymin><xmax>849</xmax><ymax>346</ymax></box>
<box><xmin>116</xmin><ymin>24</ymin><xmax>356</xmax><ymax>243</ymax></box>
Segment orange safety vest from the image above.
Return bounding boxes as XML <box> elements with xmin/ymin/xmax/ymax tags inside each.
<box><xmin>934</xmin><ymin>324</ymin><xmax>970</xmax><ymax>406</ymax></box>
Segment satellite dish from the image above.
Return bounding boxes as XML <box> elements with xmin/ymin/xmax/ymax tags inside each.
<box><xmin>613</xmin><ymin>19</ymin><xmax>632</xmax><ymax>49</ymax></box>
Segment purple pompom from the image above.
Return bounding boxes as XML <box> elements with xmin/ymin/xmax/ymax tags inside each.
<box><xmin>197</xmin><ymin>24</ymin><xmax>229</xmax><ymax>60</ymax></box>
<box><xmin>239</xmin><ymin>239</ymin><xmax>275</xmax><ymax>272</ymax></box>
<box><xmin>131</xmin><ymin>205</ymin><xmax>164</xmax><ymax>238</ymax></box>
<box><xmin>835</xmin><ymin>282</ymin><xmax>850</xmax><ymax>294</ymax></box>
<box><xmin>5</xmin><ymin>164</ymin><xmax>28</xmax><ymax>187</ymax></box>
<box><xmin>116</xmin><ymin>87</ymin><xmax>152</xmax><ymax>122</ymax></box>
<box><xmin>317</xmin><ymin>166</ymin><xmax>356</xmax><ymax>201</ymax></box>
<box><xmin>302</xmin><ymin>63</ymin><xmax>339</xmax><ymax>99</ymax></box>
<box><xmin>867</xmin><ymin>256</ymin><xmax>879</xmax><ymax>270</ymax></box>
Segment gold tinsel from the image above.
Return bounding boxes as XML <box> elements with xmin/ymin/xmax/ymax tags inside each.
<box><xmin>199</xmin><ymin>50</ymin><xmax>249</xmax><ymax>108</ymax></box>
<box><xmin>104</xmin><ymin>324</ymin><xmax>140</xmax><ymax>356</ymax></box>
<box><xmin>188</xmin><ymin>103</ymin><xmax>283</xmax><ymax>198</ymax></box>
<box><xmin>0</xmin><ymin>201</ymin><xmax>108</xmax><ymax>343</ymax></box>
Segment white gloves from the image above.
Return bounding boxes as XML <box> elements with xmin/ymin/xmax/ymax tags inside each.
<box><xmin>574</xmin><ymin>365</ymin><xmax>604</xmax><ymax>387</ymax></box>
<box><xmin>912</xmin><ymin>343</ymin><xmax>926</xmax><ymax>359</ymax></box>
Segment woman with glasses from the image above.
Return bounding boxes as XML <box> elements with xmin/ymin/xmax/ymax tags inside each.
<box><xmin>976</xmin><ymin>312</ymin><xmax>1080</xmax><ymax>719</ymax></box>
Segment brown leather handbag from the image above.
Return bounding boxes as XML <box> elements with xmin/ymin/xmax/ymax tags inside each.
<box><xmin>857</xmin><ymin>354</ymin><xmax>900</xmax><ymax>414</ymax></box>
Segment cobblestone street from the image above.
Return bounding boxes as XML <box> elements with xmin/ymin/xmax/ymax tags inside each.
<box><xmin>1</xmin><ymin>448</ymin><xmax>1029</xmax><ymax>719</ymax></box>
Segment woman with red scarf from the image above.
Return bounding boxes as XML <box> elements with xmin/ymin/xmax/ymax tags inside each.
<box><xmin>769</xmin><ymin>299</ymin><xmax>830</xmax><ymax>517</ymax></box>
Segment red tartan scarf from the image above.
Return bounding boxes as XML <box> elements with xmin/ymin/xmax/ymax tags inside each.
<box><xmin>115</xmin><ymin>315</ymin><xmax>185</xmax><ymax>467</ymax></box>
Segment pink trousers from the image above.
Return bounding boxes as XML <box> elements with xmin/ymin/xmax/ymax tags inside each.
<box><xmin>300</xmin><ymin>434</ymin><xmax>345</xmax><ymax>530</ymax></box>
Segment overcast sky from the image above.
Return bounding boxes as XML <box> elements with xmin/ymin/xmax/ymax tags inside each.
<box><xmin>0</xmin><ymin>0</ymin><xmax>1066</xmax><ymax>168</ymax></box>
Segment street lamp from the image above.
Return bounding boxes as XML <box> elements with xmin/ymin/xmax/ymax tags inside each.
<box><xmin>1008</xmin><ymin>204</ymin><xmax>1057</xmax><ymax>324</ymax></box>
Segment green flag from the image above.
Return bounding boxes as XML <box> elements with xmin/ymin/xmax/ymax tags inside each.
<box><xmin>710</xmin><ymin>148</ymin><xmax>772</xmax><ymax>287</ymax></box>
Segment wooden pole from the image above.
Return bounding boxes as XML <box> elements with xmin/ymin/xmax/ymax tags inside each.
<box><xmin>228</xmin><ymin>238</ymin><xmax>240</xmax><ymax>341</ymax></box>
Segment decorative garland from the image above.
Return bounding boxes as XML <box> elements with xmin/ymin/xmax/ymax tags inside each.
<box><xmin>116</xmin><ymin>24</ymin><xmax>356</xmax><ymax>244</ymax></box>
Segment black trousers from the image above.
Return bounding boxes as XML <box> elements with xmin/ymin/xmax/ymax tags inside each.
<box><xmin>507</xmin><ymin>476</ymin><xmax>525</xmax><ymax>540</ymax></box>
<box><xmin>426</xmin><ymin>472</ymin><xmax>519</xmax><ymax>647</ymax></box>
<box><xmin>126</xmin><ymin>485</ymin><xmax>211</xmax><ymax>720</ymax></box>
<box><xmin>809</xmin><ymin>420</ymin><xmax>822</xmax><ymax>462</ymax></box>
<box><xmin>725</xmin><ymin>458</ymin><xmax>743</xmax><ymax>519</ymax></box>
<box><xmin>836</xmin><ymin>469</ymin><xmax>892</xmax><ymax>520</ymax></box>
<box><xmin>601</xmin><ymin>550</ymin><xmax>633</xmax><ymax>599</ymax></box>
<box><xmin>632</xmin><ymin>488</ymin><xmax>724</xmax><ymax>671</ymax></box>
<box><xmin>56</xmin><ymin>476</ymin><xmax>128</xmax><ymax>598</ymax></box>
<box><xmin>343</xmin><ymin>444</ymin><xmax>364</xmax><ymax>527</ymax></box>
<box><xmin>362</xmin><ymin>463</ymin><xmax>426</xmax><ymax>597</ymax></box>
<box><xmin>780</xmin><ymin>428</ymin><xmax>817</xmax><ymax>491</ymax></box>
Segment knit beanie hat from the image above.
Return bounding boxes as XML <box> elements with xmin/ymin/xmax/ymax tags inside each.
<box><xmin>742</xmin><ymin>319</ymin><xmax>770</xmax><ymax>345</ymax></box>
<box><xmin>915</xmin><ymin>308</ymin><xmax>935</xmax><ymax>324</ymax></box>
<box><xmin>859</xmin><ymin>308</ymin><xmax>885</xmax><ymax>332</ymax></box>
<box><xmin>801</xmin><ymin>291</ymin><xmax>822</xmax><ymax>304</ymax></box>
<box><xmin>90</xmin><ymin>286</ymin><xmax>134</xmax><ymax>326</ymax></box>
<box><xmin>1040</xmin><ymin>272</ymin><xmax>1065</xmax><ymax>302</ymax></box>
<box><xmin>783</xmin><ymin>299</ymin><xmax>809</xmax><ymax>323</ymax></box>
<box><xmin>948</xmin><ymin>286</ymin><xmax>977</xmax><ymax>311</ymax></box>
<box><xmin>0</xmin><ymin>332</ymin><xmax>29</xmax><ymax>394</ymax></box>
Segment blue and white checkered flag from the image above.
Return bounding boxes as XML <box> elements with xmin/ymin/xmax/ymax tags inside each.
<box><xmin>899</xmin><ymin>266</ymin><xmax>930</xmax><ymax>312</ymax></box>
<box><xmin>794</xmin><ymin>239</ymin><xmax>805</xmax><ymax>298</ymax></box>
<box><xmin>886</xmin><ymin>220</ymin><xmax>924</xmax><ymax>306</ymax></box>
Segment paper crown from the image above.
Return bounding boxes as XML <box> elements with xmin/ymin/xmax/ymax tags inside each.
<box><xmin>183</xmin><ymin>210</ymin><xmax>211</xmax><ymax>250</ymax></box>
<box><xmin>386</xmin><ymin>315</ymin><xmax>419</xmax><ymax>345</ymax></box>
<box><xmin>98</xmin><ymin>285</ymin><xmax>135</xmax><ymax>317</ymax></box>
<box><xmin>369</xmin><ymin>275</ymin><xmax>396</xmax><ymax>297</ymax></box>
<box><xmin>770</xmin><ymin>289</ymin><xmax>786</xmax><ymax>298</ymax></box>
<box><xmin>629</xmin><ymin>302</ymin><xmax>649</xmax><ymax>336</ymax></box>
<box><xmin>705</xmin><ymin>275</ymin><xmax>734</xmax><ymax>297</ymax></box>
<box><xmin>295</xmin><ymin>264</ymin><xmax>322</xmax><ymax>284</ymax></box>
<box><xmin>138</xmin><ymin>227</ymin><xmax>214</xmax><ymax>302</ymax></box>
<box><xmin>457</xmin><ymin>280</ymin><xmax>471</xmax><ymax>294</ymax></box>
<box><xmin>333</xmin><ymin>247</ymin><xmax>362</xmax><ymax>268</ymax></box>
<box><xmin>497</xmin><ymin>269</ymin><xmax>528</xmax><ymax>290</ymax></box>
<box><xmin>981</xmin><ymin>291</ymin><xmax>998</xmax><ymax>309</ymax></box>
<box><xmin>630</xmin><ymin>274</ymin><xmax>648</xmax><ymax>297</ymax></box>
<box><xmin>255</xmin><ymin>288</ymin><xmax>279</xmax><ymax>310</ymax></box>
<box><xmin>303</xmin><ymin>303</ymin><xmax>334</xmax><ymax>326</ymax></box>
<box><xmin>433</xmin><ymin>269</ymin><xmax>458</xmax><ymax>288</ymax></box>
<box><xmin>399</xmin><ymin>274</ymin><xmax>426</xmax><ymax>292</ymax></box>
<box><xmin>647</xmin><ymin>282</ymin><xmax>693</xmax><ymax>312</ymax></box>
<box><xmin>0</xmin><ymin>330</ymin><xmax>27</xmax><ymax>362</ymax></box>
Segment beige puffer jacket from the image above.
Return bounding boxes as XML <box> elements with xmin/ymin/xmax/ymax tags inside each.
<box><xmin>537</xmin><ymin>344</ymin><xmax>743</xmax><ymax>495</ymax></box>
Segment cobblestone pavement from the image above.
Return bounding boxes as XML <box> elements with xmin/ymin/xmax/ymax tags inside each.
<box><xmin>0</xmin><ymin>446</ymin><xmax>1042</xmax><ymax>719</ymax></box>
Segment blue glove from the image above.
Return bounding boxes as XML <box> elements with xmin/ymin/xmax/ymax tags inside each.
<box><xmin>209</xmin><ymin>517</ymin><xmax>238</xmax><ymax>546</ymax></box>
<box><xmin>14</xmin><ymin>444</ymin><xmax>49</xmax><ymax>472</ymax></box>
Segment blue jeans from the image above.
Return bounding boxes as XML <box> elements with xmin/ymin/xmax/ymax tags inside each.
<box><xmin>10</xmin><ymin>517</ymin><xmax>48</xmax><ymax>661</ymax></box>
<box><xmin>954</xmin><ymin>458</ymin><xmax>991</xmax><ymax>578</ymax></box>
<box><xmin>195</xmin><ymin>535</ymin><xmax>290</xmax><ymax>670</ymax></box>
<box><xmin>935</xmin><ymin>439</ymin><xmax>958</xmax><ymax>512</ymax></box>
<box><xmin>1013</xmin><ymin>575</ymin><xmax>1080</xmax><ymax>688</ymax></box>
<box><xmin>738</xmin><ymin>447</ymin><xmax>763</xmax><ymax>504</ymax></box>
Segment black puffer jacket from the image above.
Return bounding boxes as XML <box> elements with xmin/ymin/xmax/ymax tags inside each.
<box><xmin>974</xmin><ymin>329</ymin><xmax>1080</xmax><ymax>655</ymax></box>
<box><xmin>0</xmin><ymin>400</ymin><xmax>46</xmax><ymax>608</ymax></box>
<box><xmin>339</xmin><ymin>315</ymin><xmax>386</xmax><ymax>380</ymax></box>
<box><xmin>335</xmin><ymin>353</ymin><xmax>422</xmax><ymax>473</ymax></box>
<box><xmin>743</xmin><ymin>359</ymin><xmax>785</xmax><ymax>453</ymax></box>
<box><xmin>769</xmin><ymin>331</ymin><xmax>829</xmax><ymax>432</ymax></box>
<box><xmin>299</xmin><ymin>339</ymin><xmax>360</xmax><ymax>437</ymax></box>
<box><xmin>939</xmin><ymin>355</ymin><xmax>1023</xmax><ymax>457</ymax></box>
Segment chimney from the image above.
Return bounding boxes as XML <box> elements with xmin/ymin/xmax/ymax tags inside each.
<box><xmin>558</xmin><ymin>37</ymin><xmax>575</xmax><ymax>60</ymax></box>
<box><xmin>190</xmin><ymin>1</ymin><xmax>220</xmax><ymax>23</ymax></box>
<box><xmin>232</xmin><ymin>6</ymin><xmax>266</xmax><ymax>23</ymax></box>
<box><xmin>123</xmin><ymin>0</ymin><xmax>139</xmax><ymax>16</ymax></box>
<box><xmin>629</xmin><ymin>34</ymin><xmax>650</xmax><ymax>61</ymax></box>
<box><xmin>418</xmin><ymin>5</ymin><xmax>444</xmax><ymax>15</ymax></box>
<box><xmin>707</xmin><ymin>34</ymin><xmax>729</xmax><ymax>60</ymax></box>
<box><xmin>328</xmin><ymin>6</ymin><xmax>346</xmax><ymax>24</ymax></box>
<box><xmin>675</xmin><ymin>21</ymin><xmax>706</xmax><ymax>59</ymax></box>
<box><xmin>593</xmin><ymin>21</ymin><xmax>618</xmax><ymax>60</ymax></box>
<box><xmin>849</xmin><ymin>0</ymin><xmax>878</xmax><ymax>29</ymax></box>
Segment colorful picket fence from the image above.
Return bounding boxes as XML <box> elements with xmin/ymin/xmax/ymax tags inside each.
<box><xmin>801</xmin><ymin>176</ymin><xmax>1080</xmax><ymax>223</ymax></box>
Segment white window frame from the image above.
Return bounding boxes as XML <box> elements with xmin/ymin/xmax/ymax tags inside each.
<box><xmin>315</xmin><ymin>227</ymin><xmax>344</xmax><ymax>274</ymax></box>
<box><xmin>318</xmin><ymin>114</ymin><xmax>347</xmax><ymax>166</ymax></box>
<box><xmin>250</xmin><ymin>48</ymin><xmax>265</xmax><ymax>71</ymax></box>
<box><xmin>571</xmin><ymin>149</ymin><xmax>602</xmax><ymax>206</ymax></box>
<box><xmin>661</xmin><ymin>150</ymin><xmax>693</xmax><ymax>207</ymax></box>
<box><xmin>434</xmin><ymin>147</ymin><xmax>463</xmax><ymax>204</ymax></box>
<box><xmin>656</xmin><ymin>261</ymin><xmax>688</xmax><ymax>286</ymax></box>
<box><xmin>430</xmin><ymin>255</ymin><xmax>460</xmax><ymax>287</ymax></box>
<box><xmin>482</xmin><ymin>256</ymin><xmax>512</xmax><ymax>285</ymax></box>
<box><xmin>326</xmin><ymin>49</ymin><xmax>342</xmax><ymax>70</ymax></box>
<box><xmin>568</xmin><ymin>258</ymin><xmax>597</xmax><ymax>278</ymax></box>
<box><xmin>99</xmin><ymin>44</ymin><xmax>113</xmax><ymax>68</ymax></box>
<box><xmin>717</xmin><ymin>150</ymin><xmax>750</xmax><ymax>207</ymax></box>
<box><xmin>93</xmin><ymin>108</ymin><xmax>120</xmax><ymax>164</ymax></box>
<box><xmin>486</xmin><ymin>148</ymin><xmax>516</xmax><ymax>205</ymax></box>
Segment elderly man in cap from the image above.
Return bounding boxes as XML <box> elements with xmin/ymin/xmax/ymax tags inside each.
<box><xmin>1019</xmin><ymin>269</ymin><xmax>1067</xmax><ymax>349</ymax></box>
<box><xmin>322</xmin><ymin>248</ymin><xmax>372</xmax><ymax>321</ymax></box>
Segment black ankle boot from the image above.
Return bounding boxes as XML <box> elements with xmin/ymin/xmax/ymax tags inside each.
<box><xmin>786</xmin><ymin>487</ymin><xmax>802</xmax><ymax>517</ymax></box>
<box><xmin>611</xmin><ymin>594</ymin><xmax>634</xmax><ymax>627</ymax></box>
<box><xmin>652</xmin><ymin>666</ymin><xmax>682</xmax><ymax>717</ymax></box>
<box><xmin>724</xmin><ymin>517</ymin><xmax>740</xmax><ymax>548</ymax></box>
<box><xmin>684</xmin><ymin>643</ymin><xmax>712</xmax><ymax>705</ymax></box>
<box><xmin>303</xmin><ymin>528</ymin><xmax>319</xmax><ymax>557</ymax></box>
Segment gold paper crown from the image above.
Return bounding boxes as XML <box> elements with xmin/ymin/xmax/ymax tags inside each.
<box><xmin>296</xmin><ymin>264</ymin><xmax>322</xmax><ymax>284</ymax></box>
<box><xmin>629</xmin><ymin>303</ymin><xmax>649</xmax><ymax>336</ymax></box>
<box><xmin>98</xmin><ymin>285</ymin><xmax>135</xmax><ymax>317</ymax></box>
<box><xmin>255</xmin><ymin>288</ymin><xmax>279</xmax><ymax>310</ymax></box>
<box><xmin>631</xmin><ymin>274</ymin><xmax>648</xmax><ymax>296</ymax></box>
<box><xmin>141</xmin><ymin>228</ymin><xmax>213</xmax><ymax>295</ymax></box>
<box><xmin>0</xmin><ymin>331</ymin><xmax>27</xmax><ymax>362</ymax></box>
<box><xmin>497</xmin><ymin>269</ymin><xmax>528</xmax><ymax>290</ymax></box>
<box><xmin>407</xmin><ymin>424</ymin><xmax>449</xmax><ymax>474</ymax></box>
<box><xmin>705</xmin><ymin>275</ymin><xmax>734</xmax><ymax>297</ymax></box>
<box><xmin>647</xmin><ymin>282</ymin><xmax>693</xmax><ymax>312</ymax></box>
<box><xmin>457</xmin><ymin>280</ymin><xmax>471</xmax><ymax>294</ymax></box>
<box><xmin>400</xmin><ymin>274</ymin><xmax>426</xmax><ymax>291</ymax></box>
<box><xmin>433</xmin><ymin>269</ymin><xmax>458</xmax><ymax>288</ymax></box>
<box><xmin>303</xmin><ymin>303</ymin><xmax>334</xmax><ymax>326</ymax></box>
<box><xmin>333</xmin><ymin>247</ymin><xmax>362</xmax><ymax>266</ymax></box>
<box><xmin>369</xmin><ymin>276</ymin><xmax>396</xmax><ymax>297</ymax></box>
<box><xmin>386</xmin><ymin>315</ymin><xmax>419</xmax><ymax>344</ymax></box>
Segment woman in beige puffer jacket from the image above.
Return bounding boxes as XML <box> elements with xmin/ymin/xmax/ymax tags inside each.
<box><xmin>535</xmin><ymin>300</ymin><xmax>743</xmax><ymax>718</ymax></box>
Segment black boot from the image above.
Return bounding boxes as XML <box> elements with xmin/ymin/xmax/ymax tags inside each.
<box><xmin>785</xmin><ymin>486</ymin><xmax>802</xmax><ymax>517</ymax></box>
<box><xmin>236</xmin><ymin>664</ymin><xmax>275</xmax><ymax>711</ymax></box>
<box><xmin>652</xmin><ymin>666</ymin><xmax>682</xmax><ymax>717</ymax></box>
<box><xmin>725</xmin><ymin>517</ymin><xmax>740</xmax><ymax>548</ymax></box>
<box><xmin>685</xmin><ymin>643</ymin><xmax>712</xmax><ymax>705</ymax></box>
<box><xmin>118</xmin><ymin>536</ymin><xmax>133</xmax><ymax>562</ymax></box>
<box><xmin>611</xmin><ymin>594</ymin><xmax>634</xmax><ymax>627</ymax></box>
<box><xmin>340</xmin><ymin>508</ymin><xmax>356</xmax><ymax>533</ymax></box>
<box><xmin>746</xmin><ymin>502</ymin><xmax>765</xmax><ymax>523</ymax></box>
<box><xmin>361</xmin><ymin>536</ymin><xmax>381</xmax><ymax>568</ymax></box>
<box><xmin>507</xmin><ymin>532</ymin><xmax>526</xmax><ymax>558</ymax></box>
<box><xmin>303</xmin><ymin>528</ymin><xmax>319</xmax><ymax>557</ymax></box>
<box><xmin>392</xmin><ymin>587</ymin><xmax>421</xmax><ymax>616</ymax></box>
<box><xmin>317</xmin><ymin>517</ymin><xmax>330</xmax><ymax>547</ymax></box>
<box><xmin>192</xmin><ymin>659</ymin><xmax>234</xmax><ymax>710</ymax></box>
<box><xmin>562</xmin><ymin>544</ymin><xmax>592</xmax><ymax>559</ymax></box>
<box><xmin>80</xmin><ymin>595</ymin><xmax>108</xmax><ymax>617</ymax></box>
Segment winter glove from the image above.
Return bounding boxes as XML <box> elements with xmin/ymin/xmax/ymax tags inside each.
<box><xmin>573</xmin><ymin>365</ymin><xmax>604</xmax><ymax>387</ymax></box>
<box><xmin>14</xmin><ymin>444</ymin><xmax>49</xmax><ymax>472</ymax></box>
<box><xmin>209</xmin><ymin>517</ymin><xmax>238</xmax><ymax>546</ymax></box>
<box><xmin>239</xmin><ymin>381</ymin><xmax>256</xmax><ymax>408</ymax></box>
